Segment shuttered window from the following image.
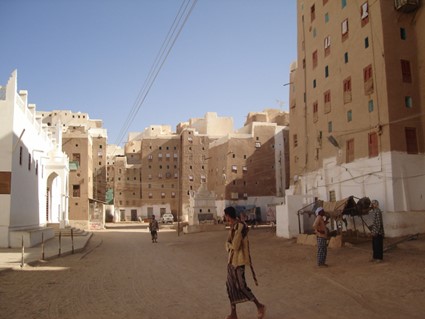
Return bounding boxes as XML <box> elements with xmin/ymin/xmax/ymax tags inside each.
<box><xmin>311</xmin><ymin>4</ymin><xmax>316</xmax><ymax>22</ymax></box>
<box><xmin>313</xmin><ymin>101</ymin><xmax>319</xmax><ymax>123</ymax></box>
<box><xmin>341</xmin><ymin>19</ymin><xmax>349</xmax><ymax>41</ymax></box>
<box><xmin>361</xmin><ymin>2</ymin><xmax>369</xmax><ymax>27</ymax></box>
<box><xmin>368</xmin><ymin>132</ymin><xmax>378</xmax><ymax>157</ymax></box>
<box><xmin>364</xmin><ymin>64</ymin><xmax>374</xmax><ymax>94</ymax></box>
<box><xmin>405</xmin><ymin>127</ymin><xmax>418</xmax><ymax>154</ymax></box>
<box><xmin>0</xmin><ymin>172</ymin><xmax>11</xmax><ymax>194</ymax></box>
<box><xmin>324</xmin><ymin>90</ymin><xmax>331</xmax><ymax>113</ymax></box>
<box><xmin>401</xmin><ymin>60</ymin><xmax>412</xmax><ymax>83</ymax></box>
<box><xmin>343</xmin><ymin>77</ymin><xmax>352</xmax><ymax>103</ymax></box>
<box><xmin>324</xmin><ymin>36</ymin><xmax>331</xmax><ymax>56</ymax></box>
<box><xmin>346</xmin><ymin>139</ymin><xmax>354</xmax><ymax>163</ymax></box>
<box><xmin>312</xmin><ymin>50</ymin><xmax>318</xmax><ymax>69</ymax></box>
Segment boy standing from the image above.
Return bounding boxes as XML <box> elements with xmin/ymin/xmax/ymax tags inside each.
<box><xmin>313</xmin><ymin>207</ymin><xmax>328</xmax><ymax>267</ymax></box>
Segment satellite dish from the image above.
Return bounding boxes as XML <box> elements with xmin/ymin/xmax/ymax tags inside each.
<box><xmin>327</xmin><ymin>135</ymin><xmax>340</xmax><ymax>148</ymax></box>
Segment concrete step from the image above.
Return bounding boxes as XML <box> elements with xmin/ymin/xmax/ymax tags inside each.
<box><xmin>47</xmin><ymin>224</ymin><xmax>89</xmax><ymax>237</ymax></box>
<box><xmin>55</xmin><ymin>228</ymin><xmax>90</xmax><ymax>237</ymax></box>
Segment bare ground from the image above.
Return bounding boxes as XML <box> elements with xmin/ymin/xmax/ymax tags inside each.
<box><xmin>0</xmin><ymin>227</ymin><xmax>424</xmax><ymax>319</ymax></box>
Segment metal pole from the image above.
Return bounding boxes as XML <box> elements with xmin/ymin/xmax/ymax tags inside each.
<box><xmin>297</xmin><ymin>211</ymin><xmax>301</xmax><ymax>234</ymax></box>
<box><xmin>178</xmin><ymin>133</ymin><xmax>182</xmax><ymax>237</ymax></box>
<box><xmin>20</xmin><ymin>235</ymin><xmax>25</xmax><ymax>268</ymax></box>
<box><xmin>71</xmin><ymin>228</ymin><xmax>74</xmax><ymax>254</ymax></box>
<box><xmin>41</xmin><ymin>232</ymin><xmax>45</xmax><ymax>260</ymax></box>
<box><xmin>177</xmin><ymin>216</ymin><xmax>180</xmax><ymax>236</ymax></box>
<box><xmin>58</xmin><ymin>231</ymin><xmax>62</xmax><ymax>256</ymax></box>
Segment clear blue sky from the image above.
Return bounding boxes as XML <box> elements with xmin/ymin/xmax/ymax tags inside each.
<box><xmin>0</xmin><ymin>0</ymin><xmax>297</xmax><ymax>146</ymax></box>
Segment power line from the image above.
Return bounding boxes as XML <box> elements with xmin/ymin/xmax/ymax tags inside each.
<box><xmin>114</xmin><ymin>0</ymin><xmax>198</xmax><ymax>147</ymax></box>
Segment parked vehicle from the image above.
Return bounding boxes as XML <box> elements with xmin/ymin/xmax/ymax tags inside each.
<box><xmin>161</xmin><ymin>213</ymin><xmax>174</xmax><ymax>224</ymax></box>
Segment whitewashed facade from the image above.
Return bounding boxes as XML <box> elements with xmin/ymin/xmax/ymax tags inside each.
<box><xmin>0</xmin><ymin>71</ymin><xmax>69</xmax><ymax>247</ymax></box>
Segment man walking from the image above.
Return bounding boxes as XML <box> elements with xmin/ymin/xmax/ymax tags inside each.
<box><xmin>369</xmin><ymin>200</ymin><xmax>385</xmax><ymax>262</ymax></box>
<box><xmin>149</xmin><ymin>214</ymin><xmax>159</xmax><ymax>243</ymax></box>
<box><xmin>224</xmin><ymin>206</ymin><xmax>266</xmax><ymax>319</ymax></box>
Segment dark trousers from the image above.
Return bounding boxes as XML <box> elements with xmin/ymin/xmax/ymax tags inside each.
<box><xmin>151</xmin><ymin>231</ymin><xmax>157</xmax><ymax>240</ymax></box>
<box><xmin>372</xmin><ymin>234</ymin><xmax>383</xmax><ymax>260</ymax></box>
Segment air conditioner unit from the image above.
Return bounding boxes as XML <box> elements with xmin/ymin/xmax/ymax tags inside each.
<box><xmin>394</xmin><ymin>0</ymin><xmax>419</xmax><ymax>13</ymax></box>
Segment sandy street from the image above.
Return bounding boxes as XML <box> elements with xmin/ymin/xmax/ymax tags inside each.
<box><xmin>0</xmin><ymin>226</ymin><xmax>424</xmax><ymax>319</ymax></box>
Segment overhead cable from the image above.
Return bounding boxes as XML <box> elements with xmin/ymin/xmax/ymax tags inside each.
<box><xmin>114</xmin><ymin>0</ymin><xmax>198</xmax><ymax>147</ymax></box>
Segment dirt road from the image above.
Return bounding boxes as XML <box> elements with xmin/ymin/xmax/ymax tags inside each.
<box><xmin>0</xmin><ymin>227</ymin><xmax>424</xmax><ymax>319</ymax></box>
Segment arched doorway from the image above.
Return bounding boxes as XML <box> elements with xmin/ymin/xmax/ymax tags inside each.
<box><xmin>46</xmin><ymin>172</ymin><xmax>60</xmax><ymax>223</ymax></box>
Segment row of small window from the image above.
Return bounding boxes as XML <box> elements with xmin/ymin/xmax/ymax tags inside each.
<box><xmin>115</xmin><ymin>192</ymin><xmax>177</xmax><ymax>203</ymax></box>
<box><xmin>116</xmin><ymin>164</ymin><xmax>179</xmax><ymax>175</ymax></box>
<box><xmin>42</xmin><ymin>112</ymin><xmax>86</xmax><ymax>119</ymax></box>
<box><xmin>116</xmin><ymin>168</ymin><xmax>140</xmax><ymax>174</ymax></box>
<box><xmin>114</xmin><ymin>172</ymin><xmax>179</xmax><ymax>180</ymax></box>
<box><xmin>112</xmin><ymin>166</ymin><xmax>249</xmax><ymax>182</ymax></box>
<box><xmin>149</xmin><ymin>146</ymin><xmax>178</xmax><ymax>151</ymax></box>
<box><xmin>311</xmin><ymin>37</ymin><xmax>373</xmax><ymax>69</ymax></box>
<box><xmin>112</xmin><ymin>177</ymin><xmax>141</xmax><ymax>182</ymax></box>
<box><xmin>303</xmin><ymin>61</ymin><xmax>414</xmax><ymax>113</ymax></box>
<box><xmin>346</xmin><ymin>128</ymin><xmax>419</xmax><ymax>161</ymax></box>
<box><xmin>310</xmin><ymin>1</ymin><xmax>369</xmax><ymax>36</ymax></box>
<box><xmin>147</xmin><ymin>192</ymin><xmax>176</xmax><ymax>199</ymax></box>
<box><xmin>119</xmin><ymin>174</ymin><xmax>207</xmax><ymax>182</ymax></box>
<box><xmin>115</xmin><ymin>166</ymin><xmax>179</xmax><ymax>176</ymax></box>
<box><xmin>307</xmin><ymin>0</ymin><xmax>348</xmax><ymax>13</ymax></box>
<box><xmin>148</xmin><ymin>153</ymin><xmax>178</xmax><ymax>160</ymax></box>
<box><xmin>310</xmin><ymin>59</ymin><xmax>412</xmax><ymax>91</ymax></box>
<box><xmin>19</xmin><ymin>147</ymin><xmax>40</xmax><ymax>175</ymax></box>
<box><xmin>117</xmin><ymin>200</ymin><xmax>141</xmax><ymax>206</ymax></box>
<box><xmin>293</xmin><ymin>127</ymin><xmax>419</xmax><ymax>161</ymax></box>
<box><xmin>116</xmin><ymin>188</ymin><xmax>177</xmax><ymax>197</ymax></box>
<box><xmin>188</xmin><ymin>175</ymin><xmax>206</xmax><ymax>182</ymax></box>
<box><xmin>311</xmin><ymin>96</ymin><xmax>413</xmax><ymax>125</ymax></box>
<box><xmin>231</xmin><ymin>192</ymin><xmax>249</xmax><ymax>199</ymax></box>
<box><xmin>231</xmin><ymin>165</ymin><xmax>248</xmax><ymax>173</ymax></box>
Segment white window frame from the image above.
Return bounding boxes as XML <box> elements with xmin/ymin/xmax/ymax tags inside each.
<box><xmin>342</xmin><ymin>19</ymin><xmax>348</xmax><ymax>35</ymax></box>
<box><xmin>361</xmin><ymin>2</ymin><xmax>368</xmax><ymax>20</ymax></box>
<box><xmin>324</xmin><ymin>35</ymin><xmax>331</xmax><ymax>49</ymax></box>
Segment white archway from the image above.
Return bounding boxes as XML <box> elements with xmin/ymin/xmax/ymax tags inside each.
<box><xmin>43</xmin><ymin>163</ymin><xmax>69</xmax><ymax>228</ymax></box>
<box><xmin>46</xmin><ymin>172</ymin><xmax>60</xmax><ymax>223</ymax></box>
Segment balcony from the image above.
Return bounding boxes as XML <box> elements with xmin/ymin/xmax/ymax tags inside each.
<box><xmin>394</xmin><ymin>0</ymin><xmax>420</xmax><ymax>13</ymax></box>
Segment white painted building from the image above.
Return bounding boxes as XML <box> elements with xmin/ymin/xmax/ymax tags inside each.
<box><xmin>0</xmin><ymin>71</ymin><xmax>69</xmax><ymax>248</ymax></box>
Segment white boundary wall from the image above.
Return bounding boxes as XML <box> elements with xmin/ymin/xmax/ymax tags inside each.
<box><xmin>285</xmin><ymin>152</ymin><xmax>425</xmax><ymax>238</ymax></box>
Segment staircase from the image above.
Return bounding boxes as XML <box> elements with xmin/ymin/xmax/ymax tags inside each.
<box><xmin>47</xmin><ymin>223</ymin><xmax>90</xmax><ymax>237</ymax></box>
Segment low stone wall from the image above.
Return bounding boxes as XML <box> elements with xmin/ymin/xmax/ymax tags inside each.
<box><xmin>384</xmin><ymin>211</ymin><xmax>425</xmax><ymax>237</ymax></box>
<box><xmin>183</xmin><ymin>224</ymin><xmax>226</xmax><ymax>234</ymax></box>
<box><xmin>9</xmin><ymin>227</ymin><xmax>55</xmax><ymax>248</ymax></box>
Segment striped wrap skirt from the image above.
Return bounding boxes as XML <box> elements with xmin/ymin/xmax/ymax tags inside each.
<box><xmin>226</xmin><ymin>264</ymin><xmax>255</xmax><ymax>305</ymax></box>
